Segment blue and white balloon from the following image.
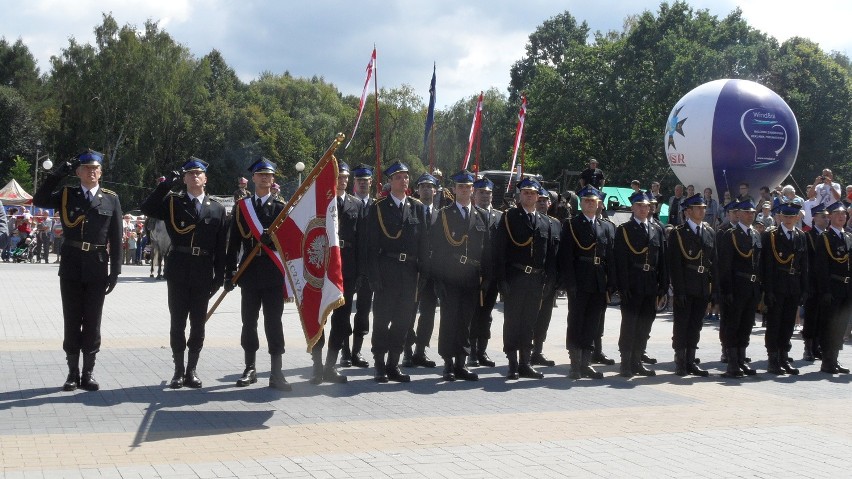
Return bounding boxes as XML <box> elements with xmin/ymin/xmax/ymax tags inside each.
<box><xmin>664</xmin><ymin>79</ymin><xmax>799</xmax><ymax>199</ymax></box>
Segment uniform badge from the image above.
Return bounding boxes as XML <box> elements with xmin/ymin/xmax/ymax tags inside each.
<box><xmin>181</xmin><ymin>221</ymin><xmax>185</xmax><ymax>227</ymax></box>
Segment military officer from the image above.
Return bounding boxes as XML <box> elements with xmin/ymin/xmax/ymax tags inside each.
<box><xmin>233</xmin><ymin>177</ymin><xmax>249</xmax><ymax>201</ymax></box>
<box><xmin>33</xmin><ymin>150</ymin><xmax>123</xmax><ymax>392</ymax></box>
<box><xmin>402</xmin><ymin>173</ymin><xmax>440</xmax><ymax>369</ymax></box>
<box><xmin>495</xmin><ymin>177</ymin><xmax>558</xmax><ymax>380</ymax></box>
<box><xmin>225</xmin><ymin>158</ymin><xmax>292</xmax><ymax>391</ymax></box>
<box><xmin>467</xmin><ymin>176</ymin><xmax>500</xmax><ymax>368</ymax></box>
<box><xmin>140</xmin><ymin>157</ymin><xmax>228</xmax><ymax>389</ymax></box>
<box><xmin>559</xmin><ymin>185</ymin><xmax>614</xmax><ymax>380</ymax></box>
<box><xmin>530</xmin><ymin>188</ymin><xmax>561</xmax><ymax>368</ymax></box>
<box><xmin>814</xmin><ymin>201</ymin><xmax>851</xmax><ymax>374</ymax></box>
<box><xmin>347</xmin><ymin>164</ymin><xmax>375</xmax><ymax>368</ymax></box>
<box><xmin>592</xmin><ymin>199</ymin><xmax>618</xmax><ymax>366</ymax></box>
<box><xmin>364</xmin><ymin>161</ymin><xmax>426</xmax><ymax>383</ymax></box>
<box><xmin>429</xmin><ymin>170</ymin><xmax>492</xmax><ymax>381</ymax></box>
<box><xmin>667</xmin><ymin>193</ymin><xmax>713</xmax><ymax>377</ymax></box>
<box><xmin>716</xmin><ymin>200</ymin><xmax>739</xmax><ymax>363</ymax></box>
<box><xmin>717</xmin><ymin>199</ymin><xmax>762</xmax><ymax>378</ymax></box>
<box><xmin>307</xmin><ymin>161</ymin><xmax>356</xmax><ymax>384</ymax></box>
<box><xmin>761</xmin><ymin>201</ymin><xmax>808</xmax><ymax>375</ymax></box>
<box><xmin>614</xmin><ymin>191</ymin><xmax>668</xmax><ymax>378</ymax></box>
<box><xmin>802</xmin><ymin>204</ymin><xmax>829</xmax><ymax>361</ymax></box>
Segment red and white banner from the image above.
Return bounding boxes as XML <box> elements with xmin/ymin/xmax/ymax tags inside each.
<box><xmin>507</xmin><ymin>94</ymin><xmax>528</xmax><ymax>190</ymax></box>
<box><xmin>346</xmin><ymin>48</ymin><xmax>376</xmax><ymax>149</ymax></box>
<box><xmin>461</xmin><ymin>92</ymin><xmax>483</xmax><ymax>170</ymax></box>
<box><xmin>237</xmin><ymin>198</ymin><xmax>293</xmax><ymax>299</ymax></box>
<box><xmin>272</xmin><ymin>156</ymin><xmax>345</xmax><ymax>350</ymax></box>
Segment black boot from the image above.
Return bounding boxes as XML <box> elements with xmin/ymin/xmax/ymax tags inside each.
<box><xmin>467</xmin><ymin>341</ymin><xmax>480</xmax><ymax>367</ymax></box>
<box><xmin>802</xmin><ymin>338</ymin><xmax>815</xmax><ymax>362</ymax></box>
<box><xmin>780</xmin><ymin>352</ymin><xmax>799</xmax><ymax>375</ymax></box>
<box><xmin>386</xmin><ymin>352</ymin><xmax>410</xmax><ymax>383</ymax></box>
<box><xmin>63</xmin><ymin>353</ymin><xmax>80</xmax><ymax>392</ymax></box>
<box><xmin>592</xmin><ymin>338</ymin><xmax>615</xmax><ymax>365</ymax></box>
<box><xmin>619</xmin><ymin>351</ymin><xmax>634</xmax><ymax>378</ymax></box>
<box><xmin>813</xmin><ymin>342</ymin><xmax>824</xmax><ymax>360</ymax></box>
<box><xmin>530</xmin><ymin>340</ymin><xmax>555</xmax><ymax>367</ymax></box>
<box><xmin>477</xmin><ymin>339</ymin><xmax>496</xmax><ymax>367</ymax></box>
<box><xmin>767</xmin><ymin>351</ymin><xmax>786</xmax><ymax>375</ymax></box>
<box><xmin>720</xmin><ymin>348</ymin><xmax>728</xmax><ymax>363</ymax></box>
<box><xmin>722</xmin><ymin>348</ymin><xmax>744</xmax><ymax>378</ymax></box>
<box><xmin>351</xmin><ymin>336</ymin><xmax>370</xmax><ymax>368</ymax></box>
<box><xmin>442</xmin><ymin>357</ymin><xmax>456</xmax><ymax>381</ymax></box>
<box><xmin>836</xmin><ymin>350</ymin><xmax>850</xmax><ymax>374</ymax></box>
<box><xmin>340</xmin><ymin>337</ymin><xmax>352</xmax><ymax>367</ymax></box>
<box><xmin>738</xmin><ymin>347</ymin><xmax>756</xmax><ymax>376</ymax></box>
<box><xmin>412</xmin><ymin>344</ymin><xmax>437</xmax><ymax>368</ymax></box>
<box><xmin>568</xmin><ymin>349</ymin><xmax>582</xmax><ymax>380</ymax></box>
<box><xmin>184</xmin><ymin>351</ymin><xmax>202</xmax><ymax>388</ymax></box>
<box><xmin>632</xmin><ymin>351</ymin><xmax>655</xmax><ymax>377</ymax></box>
<box><xmin>401</xmin><ymin>345</ymin><xmax>414</xmax><ymax>368</ymax></box>
<box><xmin>374</xmin><ymin>353</ymin><xmax>389</xmax><ymax>382</ymax></box>
<box><xmin>236</xmin><ymin>351</ymin><xmax>257</xmax><ymax>387</ymax></box>
<box><xmin>454</xmin><ymin>355</ymin><xmax>479</xmax><ymax>381</ymax></box>
<box><xmin>674</xmin><ymin>349</ymin><xmax>688</xmax><ymax>377</ymax></box>
<box><xmin>518</xmin><ymin>349</ymin><xmax>544</xmax><ymax>379</ymax></box>
<box><xmin>170</xmin><ymin>351</ymin><xmax>186</xmax><ymax>389</ymax></box>
<box><xmin>686</xmin><ymin>348</ymin><xmax>709</xmax><ymax>377</ymax></box>
<box><xmin>506</xmin><ymin>351</ymin><xmax>520</xmax><ymax>380</ymax></box>
<box><xmin>820</xmin><ymin>349</ymin><xmax>839</xmax><ymax>374</ymax></box>
<box><xmin>269</xmin><ymin>353</ymin><xmax>292</xmax><ymax>391</ymax></box>
<box><xmin>323</xmin><ymin>348</ymin><xmax>347</xmax><ymax>384</ymax></box>
<box><xmin>641</xmin><ymin>353</ymin><xmax>657</xmax><ymax>364</ymax></box>
<box><xmin>580</xmin><ymin>350</ymin><xmax>603</xmax><ymax>379</ymax></box>
<box><xmin>309</xmin><ymin>348</ymin><xmax>324</xmax><ymax>385</ymax></box>
<box><xmin>80</xmin><ymin>352</ymin><xmax>100</xmax><ymax>391</ymax></box>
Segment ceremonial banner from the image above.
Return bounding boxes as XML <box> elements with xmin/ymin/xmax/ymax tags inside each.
<box><xmin>507</xmin><ymin>94</ymin><xmax>528</xmax><ymax>191</ymax></box>
<box><xmin>272</xmin><ymin>155</ymin><xmax>345</xmax><ymax>350</ymax></box>
<box><xmin>423</xmin><ymin>63</ymin><xmax>436</xmax><ymax>148</ymax></box>
<box><xmin>346</xmin><ymin>48</ymin><xmax>376</xmax><ymax>149</ymax></box>
<box><xmin>462</xmin><ymin>92</ymin><xmax>483</xmax><ymax>170</ymax></box>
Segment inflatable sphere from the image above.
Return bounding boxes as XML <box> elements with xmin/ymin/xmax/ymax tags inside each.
<box><xmin>663</xmin><ymin>79</ymin><xmax>799</xmax><ymax>201</ymax></box>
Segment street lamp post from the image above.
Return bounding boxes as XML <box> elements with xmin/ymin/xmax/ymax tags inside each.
<box><xmin>33</xmin><ymin>140</ymin><xmax>52</xmax><ymax>192</ymax></box>
<box><xmin>295</xmin><ymin>161</ymin><xmax>305</xmax><ymax>186</ymax></box>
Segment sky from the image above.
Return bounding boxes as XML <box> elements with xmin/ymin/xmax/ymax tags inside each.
<box><xmin>3</xmin><ymin>0</ymin><xmax>851</xmax><ymax>109</ymax></box>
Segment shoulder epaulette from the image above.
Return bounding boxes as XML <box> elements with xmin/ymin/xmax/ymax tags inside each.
<box><xmin>375</xmin><ymin>195</ymin><xmax>389</xmax><ymax>204</ymax></box>
<box><xmin>272</xmin><ymin>196</ymin><xmax>286</xmax><ymax>204</ymax></box>
<box><xmin>166</xmin><ymin>190</ymin><xmax>185</xmax><ymax>198</ymax></box>
<box><xmin>766</xmin><ymin>226</ymin><xmax>777</xmax><ymax>232</ymax></box>
<box><xmin>208</xmin><ymin>196</ymin><xmax>222</xmax><ymax>204</ymax></box>
<box><xmin>546</xmin><ymin>214</ymin><xmax>558</xmax><ymax>222</ymax></box>
<box><xmin>474</xmin><ymin>205</ymin><xmax>488</xmax><ymax>215</ymax></box>
<box><xmin>600</xmin><ymin>217</ymin><xmax>614</xmax><ymax>224</ymax></box>
<box><xmin>101</xmin><ymin>188</ymin><xmax>117</xmax><ymax>196</ymax></box>
<box><xmin>409</xmin><ymin>197</ymin><xmax>423</xmax><ymax>205</ymax></box>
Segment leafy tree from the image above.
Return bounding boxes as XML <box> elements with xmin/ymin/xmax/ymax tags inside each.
<box><xmin>0</xmin><ymin>86</ymin><xmax>41</xmax><ymax>181</ymax></box>
<box><xmin>7</xmin><ymin>156</ymin><xmax>33</xmax><ymax>192</ymax></box>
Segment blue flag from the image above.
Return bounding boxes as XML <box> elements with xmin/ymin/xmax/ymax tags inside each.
<box><xmin>423</xmin><ymin>63</ymin><xmax>436</xmax><ymax>148</ymax></box>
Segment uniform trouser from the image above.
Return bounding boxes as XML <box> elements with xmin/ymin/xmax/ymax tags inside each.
<box><xmin>240</xmin><ymin>284</ymin><xmax>285</xmax><ymax>355</ymax></box>
<box><xmin>820</xmin><ymin>296</ymin><xmax>851</xmax><ymax>352</ymax></box>
<box><xmin>618</xmin><ymin>293</ymin><xmax>656</xmax><ymax>354</ymax></box>
<box><xmin>533</xmin><ymin>281</ymin><xmax>557</xmax><ymax>346</ymax></box>
<box><xmin>167</xmin><ymin>277</ymin><xmax>210</xmax><ymax>354</ymax></box>
<box><xmin>764</xmin><ymin>293</ymin><xmax>799</xmax><ymax>353</ymax></box>
<box><xmin>801</xmin><ymin>294</ymin><xmax>821</xmax><ymax>341</ymax></box>
<box><xmin>60</xmin><ymin>278</ymin><xmax>106</xmax><ymax>355</ymax></box>
<box><xmin>567</xmin><ymin>290</ymin><xmax>605</xmax><ymax>351</ymax></box>
<box><xmin>353</xmin><ymin>280</ymin><xmax>373</xmax><ymax>338</ymax></box>
<box><xmin>720</xmin><ymin>291</ymin><xmax>759</xmax><ymax>348</ymax></box>
<box><xmin>406</xmin><ymin>278</ymin><xmax>437</xmax><ymax>349</ymax></box>
<box><xmin>470</xmin><ymin>283</ymin><xmax>498</xmax><ymax>341</ymax></box>
<box><xmin>503</xmin><ymin>272</ymin><xmax>546</xmax><ymax>353</ymax></box>
<box><xmin>436</xmin><ymin>282</ymin><xmax>478</xmax><ymax>358</ymax></box>
<box><xmin>672</xmin><ymin>294</ymin><xmax>707</xmax><ymax>349</ymax></box>
<box><xmin>371</xmin><ymin>261</ymin><xmax>418</xmax><ymax>356</ymax></box>
<box><xmin>314</xmin><ymin>278</ymin><xmax>356</xmax><ymax>352</ymax></box>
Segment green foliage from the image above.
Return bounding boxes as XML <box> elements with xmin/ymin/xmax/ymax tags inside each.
<box><xmin>7</xmin><ymin>156</ymin><xmax>33</xmax><ymax>192</ymax></box>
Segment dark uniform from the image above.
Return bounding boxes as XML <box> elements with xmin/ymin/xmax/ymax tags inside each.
<box><xmin>531</xmin><ymin>192</ymin><xmax>561</xmax><ymax>368</ymax></box>
<box><xmin>614</xmin><ymin>192</ymin><xmax>668</xmax><ymax>378</ymax></box>
<box><xmin>761</xmin><ymin>203</ymin><xmax>808</xmax><ymax>375</ymax></box>
<box><xmin>348</xmin><ymin>164</ymin><xmax>375</xmax><ymax>368</ymax></box>
<box><xmin>429</xmin><ymin>170</ymin><xmax>492</xmax><ymax>381</ymax></box>
<box><xmin>715</xmin><ymin>201</ymin><xmax>738</xmax><ymax>363</ymax></box>
<box><xmin>225</xmin><ymin>158</ymin><xmax>291</xmax><ymax>391</ymax></box>
<box><xmin>814</xmin><ymin>202</ymin><xmax>852</xmax><ymax>374</ymax></box>
<box><xmin>559</xmin><ymin>186</ymin><xmax>613</xmax><ymax>380</ymax></box>
<box><xmin>801</xmin><ymin>205</ymin><xmax>828</xmax><ymax>361</ymax></box>
<box><xmin>667</xmin><ymin>194</ymin><xmax>714</xmax><ymax>377</ymax></box>
<box><xmin>717</xmin><ymin>200</ymin><xmax>762</xmax><ymax>378</ymax></box>
<box><xmin>140</xmin><ymin>158</ymin><xmax>228</xmax><ymax>389</ymax></box>
<box><xmin>365</xmin><ymin>161</ymin><xmax>426</xmax><ymax>383</ymax></box>
<box><xmin>495</xmin><ymin>178</ymin><xmax>558</xmax><ymax>379</ymax></box>
<box><xmin>468</xmin><ymin>177</ymin><xmax>501</xmax><ymax>368</ymax></box>
<box><xmin>32</xmin><ymin>150</ymin><xmax>122</xmax><ymax>392</ymax></box>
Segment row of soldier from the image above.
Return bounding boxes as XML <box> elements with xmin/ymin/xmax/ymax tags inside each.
<box><xmin>34</xmin><ymin>150</ymin><xmax>850</xmax><ymax>392</ymax></box>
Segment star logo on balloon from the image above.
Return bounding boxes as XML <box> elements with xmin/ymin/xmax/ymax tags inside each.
<box><xmin>666</xmin><ymin>105</ymin><xmax>687</xmax><ymax>149</ymax></box>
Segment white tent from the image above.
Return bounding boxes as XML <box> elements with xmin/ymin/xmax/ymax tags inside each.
<box><xmin>0</xmin><ymin>179</ymin><xmax>32</xmax><ymax>206</ymax></box>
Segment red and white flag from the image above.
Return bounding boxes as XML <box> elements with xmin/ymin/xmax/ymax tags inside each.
<box><xmin>272</xmin><ymin>156</ymin><xmax>345</xmax><ymax>350</ymax></box>
<box><xmin>346</xmin><ymin>48</ymin><xmax>376</xmax><ymax>149</ymax></box>
<box><xmin>461</xmin><ymin>92</ymin><xmax>483</xmax><ymax>170</ymax></box>
<box><xmin>507</xmin><ymin>94</ymin><xmax>528</xmax><ymax>190</ymax></box>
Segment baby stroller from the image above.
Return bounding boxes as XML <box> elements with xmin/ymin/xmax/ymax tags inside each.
<box><xmin>11</xmin><ymin>237</ymin><xmax>34</xmax><ymax>263</ymax></box>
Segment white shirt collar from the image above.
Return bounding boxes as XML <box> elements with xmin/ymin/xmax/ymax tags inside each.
<box><xmin>780</xmin><ymin>224</ymin><xmax>793</xmax><ymax>236</ymax></box>
<box><xmin>81</xmin><ymin>184</ymin><xmax>100</xmax><ymax>197</ymax></box>
<box><xmin>583</xmin><ymin>214</ymin><xmax>596</xmax><ymax>223</ymax></box>
<box><xmin>686</xmin><ymin>218</ymin><xmax>700</xmax><ymax>233</ymax></box>
<box><xmin>738</xmin><ymin>222</ymin><xmax>751</xmax><ymax>234</ymax></box>
<box><xmin>831</xmin><ymin>226</ymin><xmax>844</xmax><ymax>236</ymax></box>
<box><xmin>633</xmin><ymin>217</ymin><xmax>648</xmax><ymax>227</ymax></box>
<box><xmin>254</xmin><ymin>193</ymin><xmax>271</xmax><ymax>204</ymax></box>
<box><xmin>187</xmin><ymin>192</ymin><xmax>205</xmax><ymax>204</ymax></box>
<box><xmin>391</xmin><ymin>194</ymin><xmax>406</xmax><ymax>207</ymax></box>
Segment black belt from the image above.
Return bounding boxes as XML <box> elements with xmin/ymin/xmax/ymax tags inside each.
<box><xmin>778</xmin><ymin>266</ymin><xmax>800</xmax><ymax>275</ymax></box>
<box><xmin>382</xmin><ymin>251</ymin><xmax>414</xmax><ymax>262</ymax></box>
<box><xmin>736</xmin><ymin>271</ymin><xmax>758</xmax><ymax>282</ymax></box>
<box><xmin>511</xmin><ymin>263</ymin><xmax>544</xmax><ymax>274</ymax></box>
<box><xmin>831</xmin><ymin>274</ymin><xmax>850</xmax><ymax>284</ymax></box>
<box><xmin>632</xmin><ymin>263</ymin><xmax>655</xmax><ymax>272</ymax></box>
<box><xmin>172</xmin><ymin>245</ymin><xmax>210</xmax><ymax>256</ymax></box>
<box><xmin>65</xmin><ymin>240</ymin><xmax>107</xmax><ymax>252</ymax></box>
<box><xmin>339</xmin><ymin>239</ymin><xmax>352</xmax><ymax>248</ymax></box>
<box><xmin>578</xmin><ymin>256</ymin><xmax>602</xmax><ymax>265</ymax></box>
<box><xmin>686</xmin><ymin>264</ymin><xmax>706</xmax><ymax>273</ymax></box>
<box><xmin>453</xmin><ymin>254</ymin><xmax>481</xmax><ymax>267</ymax></box>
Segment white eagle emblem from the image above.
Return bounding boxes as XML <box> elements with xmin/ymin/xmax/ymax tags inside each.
<box><xmin>307</xmin><ymin>235</ymin><xmax>327</xmax><ymax>267</ymax></box>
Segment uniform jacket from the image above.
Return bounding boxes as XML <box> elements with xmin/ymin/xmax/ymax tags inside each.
<box><xmin>140</xmin><ymin>180</ymin><xmax>227</xmax><ymax>284</ymax></box>
<box><xmin>494</xmin><ymin>207</ymin><xmax>558</xmax><ymax>284</ymax></box>
<box><xmin>558</xmin><ymin>213</ymin><xmax>614</xmax><ymax>294</ymax></box>
<box><xmin>614</xmin><ymin>218</ymin><xmax>668</xmax><ymax>297</ymax></box>
<box><xmin>335</xmin><ymin>193</ymin><xmax>361</xmax><ymax>281</ymax></box>
<box><xmin>427</xmin><ymin>203</ymin><xmax>492</xmax><ymax>287</ymax></box>
<box><xmin>814</xmin><ymin>227</ymin><xmax>852</xmax><ymax>299</ymax></box>
<box><xmin>760</xmin><ymin>226</ymin><xmax>808</xmax><ymax>298</ymax></box>
<box><xmin>33</xmin><ymin>174</ymin><xmax>122</xmax><ymax>282</ymax></box>
<box><xmin>667</xmin><ymin>222</ymin><xmax>714</xmax><ymax>299</ymax></box>
<box><xmin>225</xmin><ymin>195</ymin><xmax>287</xmax><ymax>289</ymax></box>
<box><xmin>717</xmin><ymin>223</ymin><xmax>762</xmax><ymax>296</ymax></box>
<box><xmin>805</xmin><ymin>227</ymin><xmax>824</xmax><ymax>295</ymax></box>
<box><xmin>364</xmin><ymin>195</ymin><xmax>426</xmax><ymax>287</ymax></box>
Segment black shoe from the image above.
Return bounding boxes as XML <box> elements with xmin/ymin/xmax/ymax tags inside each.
<box><xmin>374</xmin><ymin>356</ymin><xmax>388</xmax><ymax>383</ymax></box>
<box><xmin>619</xmin><ymin>354</ymin><xmax>634</xmax><ymax>378</ymax></box>
<box><xmin>442</xmin><ymin>359</ymin><xmax>456</xmax><ymax>381</ymax></box>
<box><xmin>269</xmin><ymin>373</ymin><xmax>293</xmax><ymax>391</ymax></box>
<box><xmin>632</xmin><ymin>360</ymin><xmax>656</xmax><ymax>377</ymax></box>
<box><xmin>738</xmin><ymin>348</ymin><xmax>756</xmax><ymax>375</ymax></box>
<box><xmin>63</xmin><ymin>370</ymin><xmax>80</xmax><ymax>392</ymax></box>
<box><xmin>530</xmin><ymin>352</ymin><xmax>555</xmax><ymax>367</ymax></box>
<box><xmin>323</xmin><ymin>366</ymin><xmax>348</xmax><ymax>384</ymax></box>
<box><xmin>518</xmin><ymin>363</ymin><xmax>544</xmax><ymax>379</ymax></box>
<box><xmin>236</xmin><ymin>367</ymin><xmax>257</xmax><ymax>387</ymax></box>
<box><xmin>386</xmin><ymin>366</ymin><xmax>411</xmax><ymax>383</ymax></box>
<box><xmin>183</xmin><ymin>370</ymin><xmax>203</xmax><ymax>388</ymax></box>
<box><xmin>401</xmin><ymin>348</ymin><xmax>414</xmax><ymax>368</ymax></box>
<box><xmin>722</xmin><ymin>349</ymin><xmax>744</xmax><ymax>378</ymax></box>
<box><xmin>686</xmin><ymin>349</ymin><xmax>709</xmax><ymax>377</ymax></box>
<box><xmin>466</xmin><ymin>355</ymin><xmax>480</xmax><ymax>367</ymax></box>
<box><xmin>802</xmin><ymin>339</ymin><xmax>815</xmax><ymax>362</ymax></box>
<box><xmin>591</xmin><ymin>352</ymin><xmax>616</xmax><ymax>366</ymax></box>
<box><xmin>477</xmin><ymin>352</ymin><xmax>496</xmax><ymax>368</ymax></box>
<box><xmin>674</xmin><ymin>349</ymin><xmax>688</xmax><ymax>377</ymax></box>
<box><xmin>454</xmin><ymin>357</ymin><xmax>479</xmax><ymax>381</ymax></box>
<box><xmin>507</xmin><ymin>356</ymin><xmax>519</xmax><ymax>380</ymax></box>
<box><xmin>340</xmin><ymin>344</ymin><xmax>352</xmax><ymax>367</ymax></box>
<box><xmin>170</xmin><ymin>371</ymin><xmax>185</xmax><ymax>389</ymax></box>
<box><xmin>80</xmin><ymin>371</ymin><xmax>100</xmax><ymax>391</ymax></box>
<box><xmin>411</xmin><ymin>352</ymin><xmax>437</xmax><ymax>368</ymax></box>
<box><xmin>641</xmin><ymin>353</ymin><xmax>657</xmax><ymax>364</ymax></box>
<box><xmin>780</xmin><ymin>357</ymin><xmax>799</xmax><ymax>375</ymax></box>
<box><xmin>351</xmin><ymin>353</ymin><xmax>370</xmax><ymax>368</ymax></box>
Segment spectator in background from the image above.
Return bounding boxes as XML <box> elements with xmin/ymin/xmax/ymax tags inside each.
<box><xmin>738</xmin><ymin>182</ymin><xmax>751</xmax><ymax>201</ymax></box>
<box><xmin>271</xmin><ymin>183</ymin><xmax>281</xmax><ymax>199</ymax></box>
<box><xmin>35</xmin><ymin>210</ymin><xmax>52</xmax><ymax>263</ymax></box>
<box><xmin>759</xmin><ymin>186</ymin><xmax>773</xmax><ymax>205</ymax></box>
<box><xmin>844</xmin><ymin>185</ymin><xmax>852</xmax><ymax>206</ymax></box>
<box><xmin>813</xmin><ymin>169</ymin><xmax>841</xmax><ymax>207</ymax></box>
<box><xmin>233</xmin><ymin>177</ymin><xmax>249</xmax><ymax>201</ymax></box>
<box><xmin>0</xmin><ymin>200</ymin><xmax>8</xmax><ymax>261</ymax></box>
<box><xmin>703</xmin><ymin>187</ymin><xmax>721</xmax><ymax>228</ymax></box>
<box><xmin>16</xmin><ymin>208</ymin><xmax>32</xmax><ymax>242</ymax></box>
<box><xmin>802</xmin><ymin>185</ymin><xmax>818</xmax><ymax>231</ymax></box>
<box><xmin>756</xmin><ymin>201</ymin><xmax>775</xmax><ymax>228</ymax></box>
<box><xmin>126</xmin><ymin>232</ymin><xmax>137</xmax><ymax>265</ymax></box>
<box><xmin>686</xmin><ymin>185</ymin><xmax>695</xmax><ymax>198</ymax></box>
<box><xmin>52</xmin><ymin>214</ymin><xmax>63</xmax><ymax>263</ymax></box>
<box><xmin>579</xmin><ymin>158</ymin><xmax>605</xmax><ymax>190</ymax></box>
<box><xmin>668</xmin><ymin>184</ymin><xmax>684</xmax><ymax>226</ymax></box>
<box><xmin>649</xmin><ymin>181</ymin><xmax>663</xmax><ymax>220</ymax></box>
<box><xmin>722</xmin><ymin>190</ymin><xmax>732</xmax><ymax>206</ymax></box>
<box><xmin>630</xmin><ymin>179</ymin><xmax>641</xmax><ymax>194</ymax></box>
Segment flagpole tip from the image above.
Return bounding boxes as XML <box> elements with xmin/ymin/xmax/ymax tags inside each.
<box><xmin>336</xmin><ymin>132</ymin><xmax>345</xmax><ymax>144</ymax></box>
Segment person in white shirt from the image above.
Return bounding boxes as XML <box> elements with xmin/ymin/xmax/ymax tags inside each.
<box><xmin>813</xmin><ymin>169</ymin><xmax>841</xmax><ymax>207</ymax></box>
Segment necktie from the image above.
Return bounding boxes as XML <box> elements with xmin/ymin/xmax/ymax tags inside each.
<box><xmin>426</xmin><ymin>206</ymin><xmax>431</xmax><ymax>224</ymax></box>
<box><xmin>85</xmin><ymin>191</ymin><xmax>93</xmax><ymax>202</ymax></box>
<box><xmin>193</xmin><ymin>198</ymin><xmax>201</xmax><ymax>215</ymax></box>
<box><xmin>462</xmin><ymin>206</ymin><xmax>469</xmax><ymax>220</ymax></box>
<box><xmin>528</xmin><ymin>213</ymin><xmax>535</xmax><ymax>226</ymax></box>
<box><xmin>255</xmin><ymin>198</ymin><xmax>263</xmax><ymax>211</ymax></box>
<box><xmin>787</xmin><ymin>231</ymin><xmax>792</xmax><ymax>241</ymax></box>
<box><xmin>337</xmin><ymin>196</ymin><xmax>344</xmax><ymax>210</ymax></box>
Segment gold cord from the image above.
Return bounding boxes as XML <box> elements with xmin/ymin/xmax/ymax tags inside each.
<box><xmin>441</xmin><ymin>209</ymin><xmax>468</xmax><ymax>247</ymax></box>
<box><xmin>169</xmin><ymin>196</ymin><xmax>196</xmax><ymax>234</ymax></box>
<box><xmin>61</xmin><ymin>188</ymin><xmax>85</xmax><ymax>228</ymax></box>
<box><xmin>674</xmin><ymin>227</ymin><xmax>702</xmax><ymax>261</ymax></box>
<box><xmin>504</xmin><ymin>210</ymin><xmax>532</xmax><ymax>247</ymax></box>
<box><xmin>621</xmin><ymin>224</ymin><xmax>649</xmax><ymax>255</ymax></box>
<box><xmin>823</xmin><ymin>232</ymin><xmax>849</xmax><ymax>263</ymax></box>
<box><xmin>731</xmin><ymin>228</ymin><xmax>754</xmax><ymax>259</ymax></box>
<box><xmin>770</xmin><ymin>229</ymin><xmax>794</xmax><ymax>265</ymax></box>
<box><xmin>568</xmin><ymin>217</ymin><xmax>595</xmax><ymax>251</ymax></box>
<box><xmin>376</xmin><ymin>198</ymin><xmax>402</xmax><ymax>240</ymax></box>
<box><xmin>235</xmin><ymin>201</ymin><xmax>252</xmax><ymax>239</ymax></box>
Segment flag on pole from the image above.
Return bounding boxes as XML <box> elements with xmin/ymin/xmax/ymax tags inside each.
<box><xmin>346</xmin><ymin>48</ymin><xmax>376</xmax><ymax>149</ymax></box>
<box><xmin>423</xmin><ymin>63</ymin><xmax>436</xmax><ymax>148</ymax></box>
<box><xmin>462</xmin><ymin>92</ymin><xmax>483</xmax><ymax>170</ymax></box>
<box><xmin>507</xmin><ymin>94</ymin><xmax>528</xmax><ymax>191</ymax></box>
<box><xmin>272</xmin><ymin>155</ymin><xmax>345</xmax><ymax>350</ymax></box>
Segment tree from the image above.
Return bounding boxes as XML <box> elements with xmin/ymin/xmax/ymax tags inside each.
<box><xmin>0</xmin><ymin>86</ymin><xmax>41</xmax><ymax>182</ymax></box>
<box><xmin>6</xmin><ymin>156</ymin><xmax>33</xmax><ymax>192</ymax></box>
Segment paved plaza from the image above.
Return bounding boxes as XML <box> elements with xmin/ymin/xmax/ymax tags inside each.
<box><xmin>0</xmin><ymin>262</ymin><xmax>850</xmax><ymax>478</ymax></box>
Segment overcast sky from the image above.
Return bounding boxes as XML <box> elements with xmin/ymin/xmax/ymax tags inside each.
<box><xmin>4</xmin><ymin>0</ymin><xmax>851</xmax><ymax>109</ymax></box>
